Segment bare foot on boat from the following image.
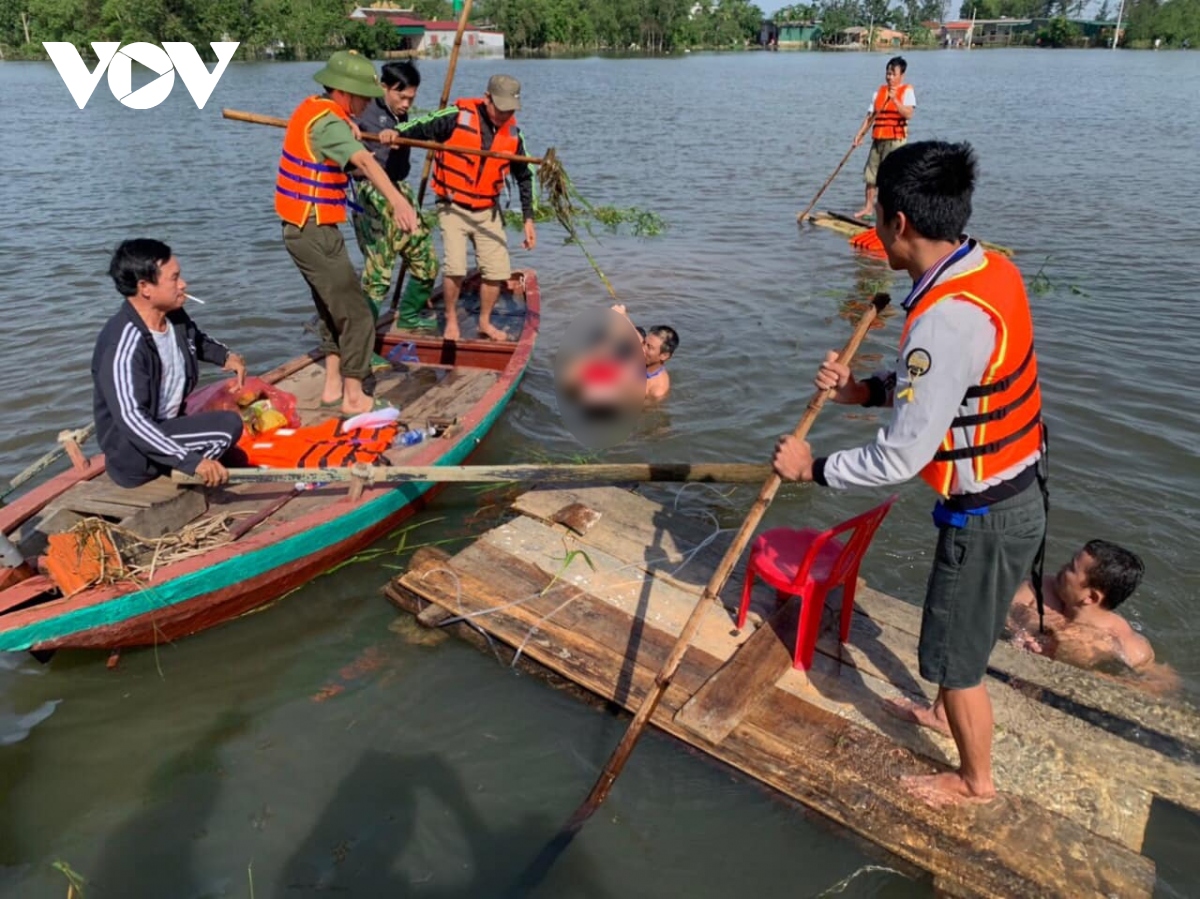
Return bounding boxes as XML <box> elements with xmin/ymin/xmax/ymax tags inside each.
<box><xmin>882</xmin><ymin>696</ymin><xmax>952</xmax><ymax>737</ymax></box>
<box><xmin>901</xmin><ymin>771</ymin><xmax>995</xmax><ymax>808</ymax></box>
<box><xmin>478</xmin><ymin>322</ymin><xmax>509</xmax><ymax>341</ymax></box>
<box><xmin>442</xmin><ymin>321</ymin><xmax>461</xmax><ymax>342</ymax></box>
<box><xmin>853</xmin><ymin>208</ymin><xmax>873</xmax><ymax>221</ymax></box>
<box><xmin>341</xmin><ymin>396</ymin><xmax>383</xmax><ymax>417</ymax></box>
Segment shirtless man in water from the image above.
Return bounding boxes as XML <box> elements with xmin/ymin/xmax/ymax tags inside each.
<box><xmin>889</xmin><ymin>540</ymin><xmax>1171</xmax><ymax>735</ymax></box>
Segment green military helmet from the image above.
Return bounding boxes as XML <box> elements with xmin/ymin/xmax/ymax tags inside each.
<box><xmin>312</xmin><ymin>50</ymin><xmax>383</xmax><ymax>98</ymax></box>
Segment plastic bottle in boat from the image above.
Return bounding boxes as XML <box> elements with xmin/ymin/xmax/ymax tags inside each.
<box><xmin>398</xmin><ymin>427</ymin><xmax>433</xmax><ymax>447</ymax></box>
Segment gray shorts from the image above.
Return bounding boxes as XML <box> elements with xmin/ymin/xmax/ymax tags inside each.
<box><xmin>918</xmin><ymin>486</ymin><xmax>1046</xmax><ymax>690</ymax></box>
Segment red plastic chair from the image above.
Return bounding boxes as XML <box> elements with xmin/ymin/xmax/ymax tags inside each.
<box><xmin>737</xmin><ymin>495</ymin><xmax>898</xmax><ymax>671</ymax></box>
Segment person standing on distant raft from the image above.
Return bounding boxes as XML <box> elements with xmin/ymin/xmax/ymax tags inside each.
<box><xmin>350</xmin><ymin>61</ymin><xmax>440</xmax><ymax>334</ymax></box>
<box><xmin>852</xmin><ymin>56</ymin><xmax>915</xmax><ymax>221</ymax></box>
<box><xmin>383</xmin><ymin>74</ymin><xmax>537</xmax><ymax>342</ymax></box>
<box><xmin>774</xmin><ymin>141</ymin><xmax>1048</xmax><ymax>807</ymax></box>
<box><xmin>276</xmin><ymin>50</ymin><xmax>418</xmax><ymax>417</ymax></box>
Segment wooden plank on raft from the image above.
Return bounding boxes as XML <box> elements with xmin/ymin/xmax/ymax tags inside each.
<box><xmin>673</xmin><ymin>595</ymin><xmax>802</xmax><ymax>744</ymax></box>
<box><xmin>390</xmin><ymin>544</ymin><xmax>1156</xmax><ymax>899</ymax></box>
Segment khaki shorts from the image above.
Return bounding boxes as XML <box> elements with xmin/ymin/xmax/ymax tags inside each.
<box><xmin>864</xmin><ymin>139</ymin><xmax>907</xmax><ymax>187</ymax></box>
<box><xmin>437</xmin><ymin>202</ymin><xmax>511</xmax><ymax>280</ymax></box>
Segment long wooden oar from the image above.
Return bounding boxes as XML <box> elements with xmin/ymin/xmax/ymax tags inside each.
<box><xmin>389</xmin><ymin>0</ymin><xmax>475</xmax><ymax>316</ymax></box>
<box><xmin>796</xmin><ymin>120</ymin><xmax>871</xmax><ymax>224</ymax></box>
<box><xmin>172</xmin><ymin>462</ymin><xmax>771</xmax><ymax>487</ymax></box>
<box><xmin>561</xmin><ymin>293</ymin><xmax>890</xmax><ymax>825</ymax></box>
<box><xmin>221</xmin><ymin>109</ymin><xmax>543</xmax><ymax>166</ymax></box>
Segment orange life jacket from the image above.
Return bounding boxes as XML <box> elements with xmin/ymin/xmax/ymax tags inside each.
<box><xmin>431</xmin><ymin>97</ymin><xmax>520</xmax><ymax>210</ymax></box>
<box><xmin>240</xmin><ymin>418</ymin><xmax>399</xmax><ymax>469</ymax></box>
<box><xmin>900</xmin><ymin>251</ymin><xmax>1044</xmax><ymax>497</ymax></box>
<box><xmin>275</xmin><ymin>96</ymin><xmax>353</xmax><ymax>226</ymax></box>
<box><xmin>872</xmin><ymin>84</ymin><xmax>910</xmax><ymax>141</ymax></box>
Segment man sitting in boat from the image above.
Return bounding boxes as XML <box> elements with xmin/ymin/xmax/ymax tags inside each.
<box><xmin>1005</xmin><ymin>540</ymin><xmax>1174</xmax><ymax>689</ymax></box>
<box><xmin>92</xmin><ymin>239</ymin><xmax>247</xmax><ymax>489</ymax></box>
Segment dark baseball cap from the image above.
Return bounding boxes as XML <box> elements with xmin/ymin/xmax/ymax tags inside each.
<box><xmin>486</xmin><ymin>74</ymin><xmax>521</xmax><ymax>111</ymax></box>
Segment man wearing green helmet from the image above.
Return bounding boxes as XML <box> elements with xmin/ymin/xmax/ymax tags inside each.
<box><xmin>275</xmin><ymin>50</ymin><xmax>417</xmax><ymax>418</ymax></box>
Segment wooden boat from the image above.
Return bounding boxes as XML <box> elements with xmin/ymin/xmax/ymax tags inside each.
<box><xmin>387</xmin><ymin>486</ymin><xmax>1200</xmax><ymax>899</ymax></box>
<box><xmin>806</xmin><ymin>209</ymin><xmax>1016</xmax><ymax>257</ymax></box>
<box><xmin>0</xmin><ymin>270</ymin><xmax>540</xmax><ymax>653</ymax></box>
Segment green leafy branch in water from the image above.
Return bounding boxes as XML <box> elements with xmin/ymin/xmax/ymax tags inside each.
<box><xmin>501</xmin><ymin>204</ymin><xmax>666</xmax><ymax>237</ymax></box>
<box><xmin>540</xmin><ymin>542</ymin><xmax>597</xmax><ymax>597</ymax></box>
<box><xmin>52</xmin><ymin>861</ymin><xmax>86</xmax><ymax>899</ymax></box>
<box><xmin>1030</xmin><ymin>256</ymin><xmax>1090</xmax><ymax>298</ymax></box>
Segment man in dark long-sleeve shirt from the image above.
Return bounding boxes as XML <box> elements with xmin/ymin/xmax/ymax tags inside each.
<box><xmin>351</xmin><ymin>61</ymin><xmax>440</xmax><ymax>332</ymax></box>
<box><xmin>383</xmin><ymin>74</ymin><xmax>536</xmax><ymax>341</ymax></box>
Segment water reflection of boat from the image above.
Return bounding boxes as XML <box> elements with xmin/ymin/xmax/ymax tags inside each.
<box><xmin>0</xmin><ymin>271</ymin><xmax>539</xmax><ymax>654</ymax></box>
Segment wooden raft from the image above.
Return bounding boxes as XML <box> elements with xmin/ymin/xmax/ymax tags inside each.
<box><xmin>808</xmin><ymin>210</ymin><xmax>1016</xmax><ymax>257</ymax></box>
<box><xmin>386</xmin><ymin>487</ymin><xmax>1200</xmax><ymax>898</ymax></box>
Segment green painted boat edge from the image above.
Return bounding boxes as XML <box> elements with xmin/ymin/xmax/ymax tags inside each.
<box><xmin>1</xmin><ymin>372</ymin><xmax>523</xmax><ymax>651</ymax></box>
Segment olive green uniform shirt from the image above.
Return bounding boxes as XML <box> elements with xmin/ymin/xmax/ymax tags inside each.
<box><xmin>309</xmin><ymin>112</ymin><xmax>365</xmax><ymax>169</ymax></box>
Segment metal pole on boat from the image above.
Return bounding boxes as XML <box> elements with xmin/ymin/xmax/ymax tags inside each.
<box><xmin>1112</xmin><ymin>0</ymin><xmax>1125</xmax><ymax>49</ymax></box>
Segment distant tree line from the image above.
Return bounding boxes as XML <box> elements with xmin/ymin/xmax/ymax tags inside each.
<box><xmin>774</xmin><ymin>0</ymin><xmax>946</xmax><ymax>37</ymax></box>
<box><xmin>0</xmin><ymin>0</ymin><xmax>767</xmax><ymax>57</ymax></box>
<box><xmin>474</xmin><ymin>0</ymin><xmax>765</xmax><ymax>53</ymax></box>
<box><xmin>957</xmin><ymin>0</ymin><xmax>1197</xmax><ymax>46</ymax></box>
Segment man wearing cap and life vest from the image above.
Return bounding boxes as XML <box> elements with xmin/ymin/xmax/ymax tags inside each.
<box><xmin>381</xmin><ymin>74</ymin><xmax>536</xmax><ymax>342</ymax></box>
<box><xmin>276</xmin><ymin>50</ymin><xmax>419</xmax><ymax>418</ymax></box>
<box><xmin>350</xmin><ymin>61</ymin><xmax>439</xmax><ymax>333</ymax></box>
<box><xmin>774</xmin><ymin>141</ymin><xmax>1048</xmax><ymax>808</ymax></box>
<box><xmin>852</xmin><ymin>56</ymin><xmax>915</xmax><ymax>221</ymax></box>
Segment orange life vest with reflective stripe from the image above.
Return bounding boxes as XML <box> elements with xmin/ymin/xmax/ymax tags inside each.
<box><xmin>431</xmin><ymin>97</ymin><xmax>520</xmax><ymax>210</ymax></box>
<box><xmin>901</xmin><ymin>251</ymin><xmax>1044</xmax><ymax>497</ymax></box>
<box><xmin>240</xmin><ymin>418</ymin><xmax>399</xmax><ymax>469</ymax></box>
<box><xmin>275</xmin><ymin>96</ymin><xmax>353</xmax><ymax>226</ymax></box>
<box><xmin>872</xmin><ymin>84</ymin><xmax>910</xmax><ymax>141</ymax></box>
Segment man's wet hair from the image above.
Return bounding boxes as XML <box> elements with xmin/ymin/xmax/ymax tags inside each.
<box><xmin>109</xmin><ymin>238</ymin><xmax>171</xmax><ymax>297</ymax></box>
<box><xmin>887</xmin><ymin>56</ymin><xmax>907</xmax><ymax>73</ymax></box>
<box><xmin>1083</xmin><ymin>540</ymin><xmax>1145</xmax><ymax>610</ymax></box>
<box><xmin>381</xmin><ymin>61</ymin><xmax>421</xmax><ymax>90</ymax></box>
<box><xmin>647</xmin><ymin>326</ymin><xmax>678</xmax><ymax>358</ymax></box>
<box><xmin>877</xmin><ymin>141</ymin><xmax>976</xmax><ymax>243</ymax></box>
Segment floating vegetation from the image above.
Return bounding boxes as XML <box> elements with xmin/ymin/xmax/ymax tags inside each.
<box><xmin>52</xmin><ymin>861</ymin><xmax>86</xmax><ymax>899</ymax></box>
<box><xmin>1030</xmin><ymin>256</ymin><xmax>1090</xmax><ymax>298</ymax></box>
<box><xmin>502</xmin><ymin>204</ymin><xmax>666</xmax><ymax>237</ymax></box>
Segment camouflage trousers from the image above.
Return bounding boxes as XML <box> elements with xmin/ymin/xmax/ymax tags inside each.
<box><xmin>351</xmin><ymin>180</ymin><xmax>439</xmax><ymax>314</ymax></box>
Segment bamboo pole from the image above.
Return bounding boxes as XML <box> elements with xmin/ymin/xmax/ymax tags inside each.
<box><xmin>220</xmin><ymin>109</ymin><xmax>541</xmax><ymax>166</ymax></box>
<box><xmin>389</xmin><ymin>0</ymin><xmax>475</xmax><ymax>316</ymax></box>
<box><xmin>556</xmin><ymin>292</ymin><xmax>892</xmax><ymax>832</ymax></box>
<box><xmin>172</xmin><ymin>462</ymin><xmax>772</xmax><ymax>487</ymax></box>
<box><xmin>796</xmin><ymin>117</ymin><xmax>872</xmax><ymax>224</ymax></box>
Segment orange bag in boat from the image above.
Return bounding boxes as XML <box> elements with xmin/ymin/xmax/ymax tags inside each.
<box><xmin>44</xmin><ymin>528</ymin><xmax>123</xmax><ymax>597</ymax></box>
<box><xmin>239</xmin><ymin>418</ymin><xmax>400</xmax><ymax>469</ymax></box>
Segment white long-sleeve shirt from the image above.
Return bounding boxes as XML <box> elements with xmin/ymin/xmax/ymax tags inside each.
<box><xmin>819</xmin><ymin>242</ymin><xmax>1040</xmax><ymax>496</ymax></box>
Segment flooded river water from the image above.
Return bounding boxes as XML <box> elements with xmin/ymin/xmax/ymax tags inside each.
<box><xmin>0</xmin><ymin>48</ymin><xmax>1197</xmax><ymax>897</ymax></box>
